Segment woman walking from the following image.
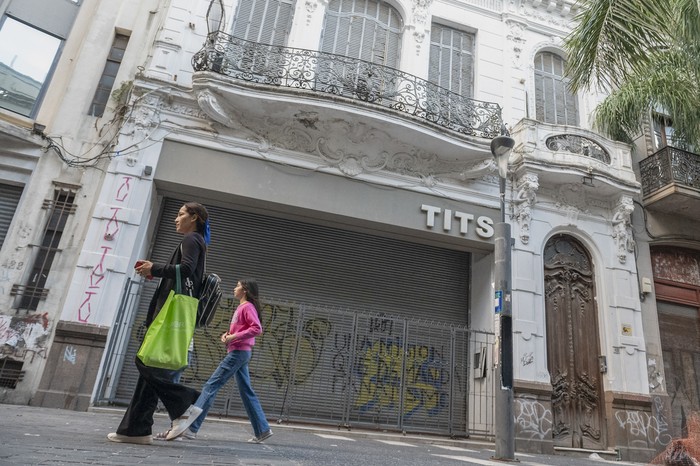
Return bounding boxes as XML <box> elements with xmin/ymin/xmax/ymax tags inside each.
<box><xmin>166</xmin><ymin>279</ymin><xmax>272</xmax><ymax>443</ymax></box>
<box><xmin>107</xmin><ymin>201</ymin><xmax>210</xmax><ymax>445</ymax></box>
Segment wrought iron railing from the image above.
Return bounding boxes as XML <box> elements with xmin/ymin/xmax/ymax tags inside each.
<box><xmin>192</xmin><ymin>32</ymin><xmax>502</xmax><ymax>139</ymax></box>
<box><xmin>545</xmin><ymin>134</ymin><xmax>610</xmax><ymax>164</ymax></box>
<box><xmin>640</xmin><ymin>146</ymin><xmax>700</xmax><ymax>197</ymax></box>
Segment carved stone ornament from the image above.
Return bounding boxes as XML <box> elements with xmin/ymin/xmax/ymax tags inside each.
<box><xmin>611</xmin><ymin>195</ymin><xmax>635</xmax><ymax>264</ymax></box>
<box><xmin>513</xmin><ymin>173</ymin><xmax>539</xmax><ymax>244</ymax></box>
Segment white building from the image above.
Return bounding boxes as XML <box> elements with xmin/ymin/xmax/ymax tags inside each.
<box><xmin>2</xmin><ymin>0</ymin><xmax>697</xmax><ymax>462</ymax></box>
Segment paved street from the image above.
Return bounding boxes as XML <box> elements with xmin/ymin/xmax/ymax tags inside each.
<box><xmin>0</xmin><ymin>404</ymin><xmax>652</xmax><ymax>466</ymax></box>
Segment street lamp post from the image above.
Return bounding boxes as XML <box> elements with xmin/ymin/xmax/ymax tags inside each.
<box><xmin>490</xmin><ymin>133</ymin><xmax>516</xmax><ymax>462</ymax></box>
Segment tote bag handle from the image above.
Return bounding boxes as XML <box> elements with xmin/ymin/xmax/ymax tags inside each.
<box><xmin>175</xmin><ymin>264</ymin><xmax>183</xmax><ymax>294</ymax></box>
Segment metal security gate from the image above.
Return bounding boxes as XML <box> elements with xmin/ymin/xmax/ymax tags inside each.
<box><xmin>96</xmin><ymin>198</ymin><xmax>495</xmax><ymax>436</ymax></box>
<box><xmin>97</xmin><ymin>289</ymin><xmax>495</xmax><ymax>436</ymax></box>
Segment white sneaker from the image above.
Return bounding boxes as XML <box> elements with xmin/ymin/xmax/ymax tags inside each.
<box><xmin>248</xmin><ymin>429</ymin><xmax>273</xmax><ymax>444</ymax></box>
<box><xmin>166</xmin><ymin>405</ymin><xmax>203</xmax><ymax>440</ymax></box>
<box><xmin>181</xmin><ymin>429</ymin><xmax>197</xmax><ymax>440</ymax></box>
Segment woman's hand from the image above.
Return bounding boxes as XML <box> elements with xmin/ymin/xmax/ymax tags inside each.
<box><xmin>135</xmin><ymin>260</ymin><xmax>154</xmax><ymax>278</ymax></box>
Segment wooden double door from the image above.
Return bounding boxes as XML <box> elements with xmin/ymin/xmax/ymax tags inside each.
<box><xmin>544</xmin><ymin>235</ymin><xmax>605</xmax><ymax>449</ymax></box>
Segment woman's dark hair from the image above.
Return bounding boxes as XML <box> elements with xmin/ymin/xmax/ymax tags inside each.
<box><xmin>239</xmin><ymin>279</ymin><xmax>261</xmax><ymax>319</ymax></box>
<box><xmin>183</xmin><ymin>202</ymin><xmax>209</xmax><ymax>236</ymax></box>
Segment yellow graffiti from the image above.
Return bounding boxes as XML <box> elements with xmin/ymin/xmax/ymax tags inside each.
<box><xmin>354</xmin><ymin>340</ymin><xmax>447</xmax><ymax>417</ymax></box>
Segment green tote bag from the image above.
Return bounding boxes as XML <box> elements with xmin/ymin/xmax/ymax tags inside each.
<box><xmin>136</xmin><ymin>265</ymin><xmax>197</xmax><ymax>370</ymax></box>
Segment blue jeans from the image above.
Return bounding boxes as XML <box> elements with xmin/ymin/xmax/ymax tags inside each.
<box><xmin>189</xmin><ymin>350</ymin><xmax>270</xmax><ymax>437</ymax></box>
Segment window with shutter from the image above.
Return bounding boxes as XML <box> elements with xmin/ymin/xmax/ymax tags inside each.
<box><xmin>320</xmin><ymin>0</ymin><xmax>402</xmax><ymax>67</ymax></box>
<box><xmin>429</xmin><ymin>23</ymin><xmax>474</xmax><ymax>98</ymax></box>
<box><xmin>534</xmin><ymin>51</ymin><xmax>578</xmax><ymax>126</ymax></box>
<box><xmin>231</xmin><ymin>0</ymin><xmax>293</xmax><ymax>46</ymax></box>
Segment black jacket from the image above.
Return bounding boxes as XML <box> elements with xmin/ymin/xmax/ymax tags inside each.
<box><xmin>145</xmin><ymin>232</ymin><xmax>206</xmax><ymax>326</ymax></box>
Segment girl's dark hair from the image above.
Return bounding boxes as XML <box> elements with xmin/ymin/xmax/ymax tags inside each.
<box><xmin>239</xmin><ymin>279</ymin><xmax>261</xmax><ymax>319</ymax></box>
<box><xmin>183</xmin><ymin>202</ymin><xmax>209</xmax><ymax>236</ymax></box>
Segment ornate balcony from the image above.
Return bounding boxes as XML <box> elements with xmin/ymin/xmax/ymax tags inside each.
<box><xmin>640</xmin><ymin>146</ymin><xmax>700</xmax><ymax>217</ymax></box>
<box><xmin>190</xmin><ymin>32</ymin><xmax>502</xmax><ymax>163</ymax></box>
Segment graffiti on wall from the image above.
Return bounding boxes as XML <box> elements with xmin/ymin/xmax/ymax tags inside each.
<box><xmin>255</xmin><ymin>303</ymin><xmax>331</xmax><ymax>388</ymax></box>
<box><xmin>515</xmin><ymin>397</ymin><xmax>553</xmax><ymax>440</ymax></box>
<box><xmin>77</xmin><ymin>176</ymin><xmax>132</xmax><ymax>323</ymax></box>
<box><xmin>614</xmin><ymin>396</ymin><xmax>672</xmax><ymax>448</ymax></box>
<box><xmin>0</xmin><ymin>313</ymin><xmax>50</xmax><ymax>362</ymax></box>
<box><xmin>185</xmin><ymin>302</ymin><xmax>462</xmax><ymax>421</ymax></box>
<box><xmin>353</xmin><ymin>336</ymin><xmax>450</xmax><ymax>417</ymax></box>
<box><xmin>334</xmin><ymin>316</ymin><xmax>453</xmax><ymax>418</ymax></box>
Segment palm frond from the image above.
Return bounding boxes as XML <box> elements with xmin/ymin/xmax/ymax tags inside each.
<box><xmin>593</xmin><ymin>53</ymin><xmax>700</xmax><ymax>144</ymax></box>
<box><xmin>565</xmin><ymin>0</ymin><xmax>674</xmax><ymax>92</ymax></box>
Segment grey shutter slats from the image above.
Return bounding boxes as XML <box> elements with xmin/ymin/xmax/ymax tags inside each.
<box><xmin>429</xmin><ymin>23</ymin><xmax>474</xmax><ymax>97</ymax></box>
<box><xmin>231</xmin><ymin>0</ymin><xmax>293</xmax><ymax>45</ymax></box>
<box><xmin>0</xmin><ymin>183</ymin><xmax>23</xmax><ymax>250</ymax></box>
<box><xmin>534</xmin><ymin>51</ymin><xmax>579</xmax><ymax>126</ymax></box>
<box><xmin>321</xmin><ymin>0</ymin><xmax>402</xmax><ymax>67</ymax></box>
<box><xmin>155</xmin><ymin>198</ymin><xmax>469</xmax><ymax>322</ymax></box>
<box><xmin>115</xmin><ymin>197</ymin><xmax>470</xmax><ymax>418</ymax></box>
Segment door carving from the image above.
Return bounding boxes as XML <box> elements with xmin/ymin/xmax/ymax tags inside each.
<box><xmin>544</xmin><ymin>235</ymin><xmax>605</xmax><ymax>449</ymax></box>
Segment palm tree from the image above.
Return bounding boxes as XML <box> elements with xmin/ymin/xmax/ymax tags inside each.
<box><xmin>564</xmin><ymin>0</ymin><xmax>700</xmax><ymax>146</ymax></box>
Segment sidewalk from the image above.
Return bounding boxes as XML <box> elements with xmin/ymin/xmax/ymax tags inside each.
<box><xmin>0</xmin><ymin>403</ymin><xmax>647</xmax><ymax>466</ymax></box>
<box><xmin>0</xmin><ymin>403</ymin><xmax>295</xmax><ymax>466</ymax></box>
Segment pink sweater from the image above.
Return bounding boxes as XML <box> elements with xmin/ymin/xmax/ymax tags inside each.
<box><xmin>226</xmin><ymin>301</ymin><xmax>262</xmax><ymax>352</ymax></box>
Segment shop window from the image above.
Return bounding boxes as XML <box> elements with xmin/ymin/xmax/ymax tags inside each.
<box><xmin>534</xmin><ymin>51</ymin><xmax>579</xmax><ymax>126</ymax></box>
<box><xmin>88</xmin><ymin>33</ymin><xmax>129</xmax><ymax>117</ymax></box>
<box><xmin>0</xmin><ymin>16</ymin><xmax>62</xmax><ymax>117</ymax></box>
<box><xmin>231</xmin><ymin>0</ymin><xmax>293</xmax><ymax>46</ymax></box>
<box><xmin>11</xmin><ymin>186</ymin><xmax>77</xmax><ymax>311</ymax></box>
<box><xmin>429</xmin><ymin>23</ymin><xmax>474</xmax><ymax>98</ymax></box>
<box><xmin>320</xmin><ymin>0</ymin><xmax>402</xmax><ymax>67</ymax></box>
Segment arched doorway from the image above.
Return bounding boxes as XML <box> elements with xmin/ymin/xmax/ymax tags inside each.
<box><xmin>544</xmin><ymin>234</ymin><xmax>605</xmax><ymax>449</ymax></box>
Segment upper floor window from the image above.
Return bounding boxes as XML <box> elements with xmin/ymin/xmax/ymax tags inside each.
<box><xmin>429</xmin><ymin>23</ymin><xmax>474</xmax><ymax>97</ymax></box>
<box><xmin>88</xmin><ymin>33</ymin><xmax>129</xmax><ymax>117</ymax></box>
<box><xmin>0</xmin><ymin>0</ymin><xmax>80</xmax><ymax>117</ymax></box>
<box><xmin>534</xmin><ymin>51</ymin><xmax>578</xmax><ymax>126</ymax></box>
<box><xmin>0</xmin><ymin>17</ymin><xmax>61</xmax><ymax>117</ymax></box>
<box><xmin>653</xmin><ymin>114</ymin><xmax>695</xmax><ymax>152</ymax></box>
<box><xmin>231</xmin><ymin>0</ymin><xmax>293</xmax><ymax>45</ymax></box>
<box><xmin>320</xmin><ymin>0</ymin><xmax>402</xmax><ymax>67</ymax></box>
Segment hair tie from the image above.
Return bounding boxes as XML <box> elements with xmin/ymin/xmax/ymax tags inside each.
<box><xmin>203</xmin><ymin>218</ymin><xmax>211</xmax><ymax>245</ymax></box>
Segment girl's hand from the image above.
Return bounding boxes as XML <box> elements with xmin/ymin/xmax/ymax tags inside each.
<box><xmin>220</xmin><ymin>332</ymin><xmax>228</xmax><ymax>343</ymax></box>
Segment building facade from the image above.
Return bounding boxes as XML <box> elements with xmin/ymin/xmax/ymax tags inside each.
<box><xmin>1</xmin><ymin>0</ymin><xmax>697</xmax><ymax>462</ymax></box>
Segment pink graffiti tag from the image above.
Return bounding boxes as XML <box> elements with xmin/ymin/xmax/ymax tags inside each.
<box><xmin>78</xmin><ymin>246</ymin><xmax>112</xmax><ymax>322</ymax></box>
<box><xmin>104</xmin><ymin>207</ymin><xmax>121</xmax><ymax>241</ymax></box>
<box><xmin>77</xmin><ymin>292</ymin><xmax>98</xmax><ymax>323</ymax></box>
<box><xmin>116</xmin><ymin>177</ymin><xmax>131</xmax><ymax>202</ymax></box>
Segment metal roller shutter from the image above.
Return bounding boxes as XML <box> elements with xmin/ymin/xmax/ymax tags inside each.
<box><xmin>0</xmin><ymin>184</ymin><xmax>23</xmax><ymax>250</ymax></box>
<box><xmin>114</xmin><ymin>197</ymin><xmax>472</xmax><ymax>426</ymax></box>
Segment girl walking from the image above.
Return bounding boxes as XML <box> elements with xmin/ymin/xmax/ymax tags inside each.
<box><xmin>167</xmin><ymin>279</ymin><xmax>272</xmax><ymax>443</ymax></box>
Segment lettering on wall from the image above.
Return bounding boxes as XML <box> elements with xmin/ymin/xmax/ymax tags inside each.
<box><xmin>515</xmin><ymin>397</ymin><xmax>553</xmax><ymax>440</ymax></box>
<box><xmin>614</xmin><ymin>397</ymin><xmax>672</xmax><ymax>448</ymax></box>
<box><xmin>63</xmin><ymin>345</ymin><xmax>77</xmax><ymax>364</ymax></box>
<box><xmin>0</xmin><ymin>313</ymin><xmax>50</xmax><ymax>362</ymax></box>
<box><xmin>421</xmin><ymin>204</ymin><xmax>494</xmax><ymax>238</ymax></box>
<box><xmin>77</xmin><ymin>176</ymin><xmax>132</xmax><ymax>323</ymax></box>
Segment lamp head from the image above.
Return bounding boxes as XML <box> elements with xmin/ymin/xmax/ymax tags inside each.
<box><xmin>490</xmin><ymin>135</ymin><xmax>515</xmax><ymax>179</ymax></box>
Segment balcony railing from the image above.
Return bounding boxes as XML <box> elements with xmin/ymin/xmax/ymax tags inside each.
<box><xmin>640</xmin><ymin>145</ymin><xmax>700</xmax><ymax>197</ymax></box>
<box><xmin>192</xmin><ymin>32</ymin><xmax>502</xmax><ymax>139</ymax></box>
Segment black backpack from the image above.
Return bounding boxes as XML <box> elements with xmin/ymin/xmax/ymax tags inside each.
<box><xmin>197</xmin><ymin>272</ymin><xmax>222</xmax><ymax>327</ymax></box>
